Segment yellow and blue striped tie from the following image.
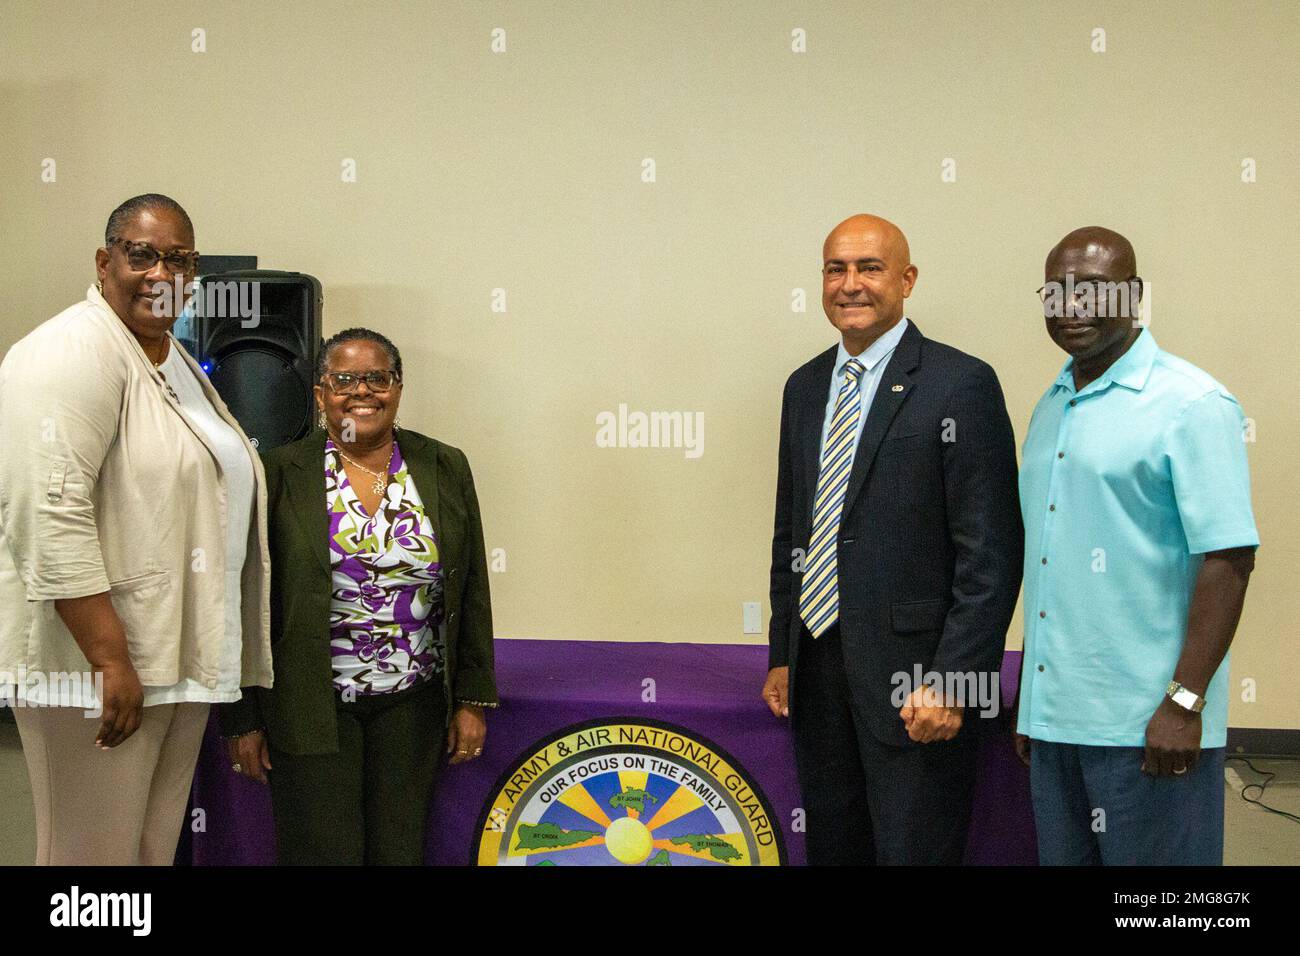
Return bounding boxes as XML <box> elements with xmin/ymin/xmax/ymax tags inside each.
<box><xmin>800</xmin><ymin>358</ymin><xmax>865</xmax><ymax>638</ymax></box>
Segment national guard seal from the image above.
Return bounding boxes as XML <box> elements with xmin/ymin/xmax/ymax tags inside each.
<box><xmin>474</xmin><ymin>718</ymin><xmax>785</xmax><ymax>866</ymax></box>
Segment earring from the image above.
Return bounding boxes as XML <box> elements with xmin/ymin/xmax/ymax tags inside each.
<box><xmin>393</xmin><ymin>416</ymin><xmax>401</xmax><ymax>432</ymax></box>
<box><xmin>95</xmin><ymin>280</ymin><xmax>103</xmax><ymax>293</ymax></box>
<box><xmin>317</xmin><ymin>410</ymin><xmax>326</xmax><ymax>430</ymax></box>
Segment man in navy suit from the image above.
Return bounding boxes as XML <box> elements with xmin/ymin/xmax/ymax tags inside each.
<box><xmin>764</xmin><ymin>214</ymin><xmax>1023</xmax><ymax>864</ymax></box>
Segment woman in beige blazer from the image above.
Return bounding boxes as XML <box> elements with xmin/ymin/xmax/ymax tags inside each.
<box><xmin>0</xmin><ymin>194</ymin><xmax>272</xmax><ymax>865</ymax></box>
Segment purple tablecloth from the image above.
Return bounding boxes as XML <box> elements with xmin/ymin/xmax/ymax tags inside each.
<box><xmin>187</xmin><ymin>640</ymin><xmax>1036</xmax><ymax>865</ymax></box>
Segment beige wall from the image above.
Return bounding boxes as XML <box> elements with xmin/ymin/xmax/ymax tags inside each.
<box><xmin>2</xmin><ymin>1</ymin><xmax>1296</xmax><ymax>730</ymax></box>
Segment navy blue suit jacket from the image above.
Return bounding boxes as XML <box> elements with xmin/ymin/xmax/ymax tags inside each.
<box><xmin>768</xmin><ymin>320</ymin><xmax>1024</xmax><ymax>746</ymax></box>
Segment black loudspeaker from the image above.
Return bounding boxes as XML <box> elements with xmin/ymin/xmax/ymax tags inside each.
<box><xmin>193</xmin><ymin>270</ymin><xmax>322</xmax><ymax>452</ymax></box>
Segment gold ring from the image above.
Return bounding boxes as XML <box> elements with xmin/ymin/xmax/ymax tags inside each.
<box><xmin>231</xmin><ymin>763</ymin><xmax>242</xmax><ymax>774</ymax></box>
<box><xmin>1173</xmin><ymin>765</ymin><xmax>1188</xmax><ymax>775</ymax></box>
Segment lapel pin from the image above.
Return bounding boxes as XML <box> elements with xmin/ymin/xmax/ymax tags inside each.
<box><xmin>891</xmin><ymin>384</ymin><xmax>904</xmax><ymax>392</ymax></box>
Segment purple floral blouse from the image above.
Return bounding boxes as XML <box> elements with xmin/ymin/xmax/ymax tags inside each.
<box><xmin>325</xmin><ymin>439</ymin><xmax>445</xmax><ymax>695</ymax></box>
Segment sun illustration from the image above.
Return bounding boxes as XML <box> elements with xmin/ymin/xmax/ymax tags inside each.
<box><xmin>604</xmin><ymin>816</ymin><xmax>654</xmax><ymax>865</ymax></box>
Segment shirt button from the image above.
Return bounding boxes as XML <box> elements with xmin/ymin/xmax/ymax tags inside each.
<box><xmin>1039</xmin><ymin>611</ymin><xmax>1046</xmax><ymax>619</ymax></box>
<box><xmin>1057</xmin><ymin>452</ymin><xmax>1065</xmax><ymax>459</ymax></box>
<box><xmin>1037</xmin><ymin>664</ymin><xmax>1045</xmax><ymax>672</ymax></box>
<box><xmin>1049</xmin><ymin>504</ymin><xmax>1056</xmax><ymax>512</ymax></box>
<box><xmin>1068</xmin><ymin>400</ymin><xmax>1076</xmax><ymax>407</ymax></box>
<box><xmin>1041</xmin><ymin>557</ymin><xmax>1047</xmax><ymax>565</ymax></box>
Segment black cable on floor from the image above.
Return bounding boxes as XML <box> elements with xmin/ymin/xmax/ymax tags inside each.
<box><xmin>1226</xmin><ymin>756</ymin><xmax>1300</xmax><ymax>824</ymax></box>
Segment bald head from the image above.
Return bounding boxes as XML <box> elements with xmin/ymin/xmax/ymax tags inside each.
<box><xmin>824</xmin><ymin>214</ymin><xmax>912</xmax><ymax>268</ymax></box>
<box><xmin>821</xmin><ymin>214</ymin><xmax>918</xmax><ymax>354</ymax></box>
<box><xmin>1046</xmin><ymin>226</ymin><xmax>1136</xmax><ymax>278</ymax></box>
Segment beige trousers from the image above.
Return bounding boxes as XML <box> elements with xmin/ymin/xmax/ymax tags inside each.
<box><xmin>13</xmin><ymin>702</ymin><xmax>210</xmax><ymax>865</ymax></box>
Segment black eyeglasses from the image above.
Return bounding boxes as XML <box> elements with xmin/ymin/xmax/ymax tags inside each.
<box><xmin>108</xmin><ymin>238</ymin><xmax>200</xmax><ymax>275</ymax></box>
<box><xmin>322</xmin><ymin>370</ymin><xmax>401</xmax><ymax>394</ymax></box>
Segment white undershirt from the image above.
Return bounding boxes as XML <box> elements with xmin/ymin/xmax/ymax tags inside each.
<box><xmin>143</xmin><ymin>346</ymin><xmax>254</xmax><ymax>705</ymax></box>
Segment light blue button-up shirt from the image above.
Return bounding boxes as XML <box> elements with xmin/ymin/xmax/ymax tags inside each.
<box><xmin>819</xmin><ymin>317</ymin><xmax>909</xmax><ymax>464</ymax></box>
<box><xmin>1016</xmin><ymin>330</ymin><xmax>1259</xmax><ymax>748</ymax></box>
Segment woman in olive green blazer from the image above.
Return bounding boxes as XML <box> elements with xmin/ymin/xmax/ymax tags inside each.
<box><xmin>219</xmin><ymin>327</ymin><xmax>498</xmax><ymax>864</ymax></box>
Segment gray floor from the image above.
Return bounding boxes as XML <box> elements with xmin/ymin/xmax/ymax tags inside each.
<box><xmin>0</xmin><ymin>718</ymin><xmax>1297</xmax><ymax>865</ymax></box>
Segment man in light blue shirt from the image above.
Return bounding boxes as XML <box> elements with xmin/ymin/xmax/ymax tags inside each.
<box><xmin>1015</xmin><ymin>226</ymin><xmax>1258</xmax><ymax>865</ymax></box>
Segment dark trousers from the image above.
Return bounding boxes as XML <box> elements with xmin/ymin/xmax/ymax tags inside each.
<box><xmin>791</xmin><ymin>624</ymin><xmax>978</xmax><ymax>865</ymax></box>
<box><xmin>268</xmin><ymin>677</ymin><xmax>448</xmax><ymax>865</ymax></box>
<box><xmin>1031</xmin><ymin>740</ymin><xmax>1226</xmax><ymax>865</ymax></box>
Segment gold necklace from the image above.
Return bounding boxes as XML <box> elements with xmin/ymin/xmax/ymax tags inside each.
<box><xmin>336</xmin><ymin>445</ymin><xmax>394</xmax><ymax>496</ymax></box>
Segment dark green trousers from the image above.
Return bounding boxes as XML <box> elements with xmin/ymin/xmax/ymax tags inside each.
<box><xmin>268</xmin><ymin>677</ymin><xmax>447</xmax><ymax>865</ymax></box>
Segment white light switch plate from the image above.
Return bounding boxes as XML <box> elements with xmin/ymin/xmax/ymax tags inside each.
<box><xmin>742</xmin><ymin>601</ymin><xmax>762</xmax><ymax>634</ymax></box>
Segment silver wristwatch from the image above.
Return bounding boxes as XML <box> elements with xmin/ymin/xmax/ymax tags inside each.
<box><xmin>1166</xmin><ymin>680</ymin><xmax>1206</xmax><ymax>714</ymax></box>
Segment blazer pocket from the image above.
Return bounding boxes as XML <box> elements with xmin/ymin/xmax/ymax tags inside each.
<box><xmin>890</xmin><ymin>598</ymin><xmax>947</xmax><ymax>634</ymax></box>
<box><xmin>877</xmin><ymin>432</ymin><xmax>922</xmax><ymax>471</ymax></box>
<box><xmin>108</xmin><ymin>570</ymin><xmax>173</xmax><ymax>657</ymax></box>
<box><xmin>877</xmin><ymin>433</ymin><xmax>922</xmax><ymax>466</ymax></box>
